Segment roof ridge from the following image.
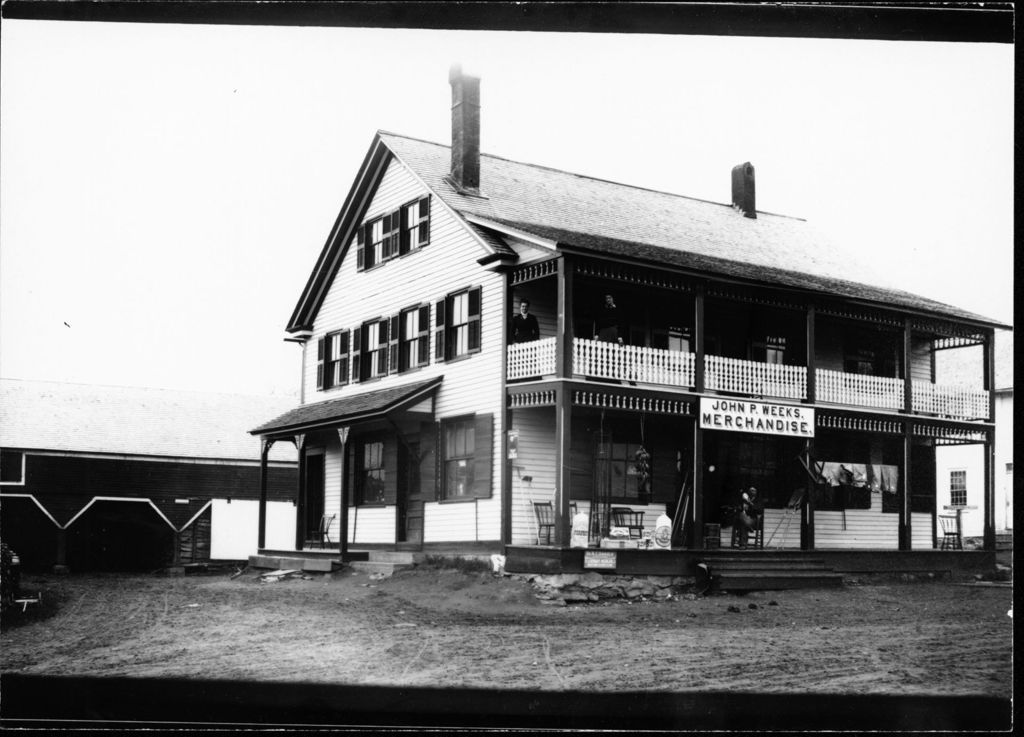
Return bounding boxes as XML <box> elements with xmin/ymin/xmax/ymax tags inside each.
<box><xmin>377</xmin><ymin>130</ymin><xmax>806</xmax><ymax>222</ymax></box>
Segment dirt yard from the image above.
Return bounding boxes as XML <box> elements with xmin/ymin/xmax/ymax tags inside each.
<box><xmin>1</xmin><ymin>563</ymin><xmax>1012</xmax><ymax>698</ymax></box>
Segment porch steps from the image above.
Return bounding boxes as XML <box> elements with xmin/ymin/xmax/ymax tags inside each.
<box><xmin>348</xmin><ymin>550</ymin><xmax>423</xmax><ymax>577</ymax></box>
<box><xmin>697</xmin><ymin>554</ymin><xmax>844</xmax><ymax>592</ymax></box>
<box><xmin>248</xmin><ymin>554</ymin><xmax>343</xmax><ymax>573</ymax></box>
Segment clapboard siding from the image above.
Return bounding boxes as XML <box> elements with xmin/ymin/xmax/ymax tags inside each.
<box><xmin>509</xmin><ymin>408</ymin><xmax>557</xmax><ymax>544</ymax></box>
<box><xmin>911</xmin><ymin>511</ymin><xmax>933</xmax><ymax>549</ymax></box>
<box><xmin>814</xmin><ymin>488</ymin><xmax>899</xmax><ymax>549</ymax></box>
<box><xmin>303</xmin><ymin>156</ymin><xmax>504</xmax><ymax>545</ymax></box>
<box><xmin>349</xmin><ymin>505</ymin><xmax>395</xmax><ymax>544</ymax></box>
<box><xmin>323</xmin><ymin>438</ymin><xmax>343</xmax><ymax>545</ymax></box>
<box><xmin>910</xmin><ymin>336</ymin><xmax>932</xmax><ymax>383</ymax></box>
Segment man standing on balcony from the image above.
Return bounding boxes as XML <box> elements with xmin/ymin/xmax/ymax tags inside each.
<box><xmin>510</xmin><ymin>299</ymin><xmax>540</xmax><ymax>343</ymax></box>
<box><xmin>594</xmin><ymin>294</ymin><xmax>624</xmax><ymax>344</ymax></box>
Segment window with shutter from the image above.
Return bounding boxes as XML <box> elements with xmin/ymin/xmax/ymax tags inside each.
<box><xmin>351</xmin><ymin>327</ymin><xmax>362</xmax><ymax>383</ymax></box>
<box><xmin>400</xmin><ymin>196</ymin><xmax>431</xmax><ymax>254</ymax></box>
<box><xmin>325</xmin><ymin>330</ymin><xmax>350</xmax><ymax>389</ymax></box>
<box><xmin>356</xmin><ymin>439</ymin><xmax>386</xmax><ymax>505</ymax></box>
<box><xmin>440</xmin><ymin>286</ymin><xmax>483</xmax><ymax>360</ymax></box>
<box><xmin>388</xmin><ymin>315</ymin><xmax>400</xmax><ymax>373</ymax></box>
<box><xmin>439</xmin><ymin>413</ymin><xmax>493</xmax><ymax>500</ymax></box>
<box><xmin>361</xmin><ymin>319</ymin><xmax>389</xmax><ymax>380</ymax></box>
<box><xmin>399</xmin><ymin>304</ymin><xmax>430</xmax><ymax>372</ymax></box>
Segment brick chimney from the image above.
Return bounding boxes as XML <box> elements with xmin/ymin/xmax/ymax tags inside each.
<box><xmin>448</xmin><ymin>64</ymin><xmax>481</xmax><ymax>195</ymax></box>
<box><xmin>731</xmin><ymin>162</ymin><xmax>756</xmax><ymax>219</ymax></box>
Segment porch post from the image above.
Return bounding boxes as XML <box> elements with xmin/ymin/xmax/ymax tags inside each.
<box><xmin>294</xmin><ymin>433</ymin><xmax>307</xmax><ymax>551</ymax></box>
<box><xmin>802</xmin><ymin>439</ymin><xmax>815</xmax><ymax>550</ymax></box>
<box><xmin>54</xmin><ymin>528</ymin><xmax>68</xmax><ymax>573</ymax></box>
<box><xmin>805</xmin><ymin>303</ymin><xmax>816</xmax><ymax>403</ymax></box>
<box><xmin>900</xmin><ymin>425</ymin><xmax>911</xmax><ymax>550</ymax></box>
<box><xmin>257</xmin><ymin>438</ymin><xmax>273</xmax><ymax>549</ymax></box>
<box><xmin>694</xmin><ymin>283</ymin><xmax>706</xmax><ymax>392</ymax></box>
<box><xmin>556</xmin><ymin>255</ymin><xmax>574</xmax><ymax>378</ymax></box>
<box><xmin>501</xmin><ymin>271</ymin><xmax>513</xmax><ymax>545</ymax></box>
<box><xmin>982</xmin><ymin>329</ymin><xmax>996</xmax><ymax>551</ymax></box>
<box><xmin>337</xmin><ymin>427</ymin><xmax>350</xmax><ymax>559</ymax></box>
<box><xmin>554</xmin><ymin>385</ymin><xmax>573</xmax><ymax>545</ymax></box>
<box><xmin>692</xmin><ymin>421</ymin><xmax>703</xmax><ymax>548</ymax></box>
<box><xmin>903</xmin><ymin>318</ymin><xmax>913</xmax><ymax>415</ymax></box>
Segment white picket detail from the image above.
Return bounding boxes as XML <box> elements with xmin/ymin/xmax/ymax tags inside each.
<box><xmin>507</xmin><ymin>337</ymin><xmax>557</xmax><ymax>380</ymax></box>
<box><xmin>704</xmin><ymin>355</ymin><xmax>807</xmax><ymax>399</ymax></box>
<box><xmin>572</xmin><ymin>338</ymin><xmax>695</xmax><ymax>387</ymax></box>
<box><xmin>912</xmin><ymin>380</ymin><xmax>989</xmax><ymax>420</ymax></box>
<box><xmin>815</xmin><ymin>368</ymin><xmax>904</xmax><ymax>410</ymax></box>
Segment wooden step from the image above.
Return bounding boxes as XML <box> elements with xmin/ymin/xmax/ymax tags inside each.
<box><xmin>716</xmin><ymin>571</ymin><xmax>845</xmax><ymax>591</ymax></box>
<box><xmin>349</xmin><ymin>560</ymin><xmax>413</xmax><ymax>577</ymax></box>
<box><xmin>248</xmin><ymin>555</ymin><xmax>342</xmax><ymax>572</ymax></box>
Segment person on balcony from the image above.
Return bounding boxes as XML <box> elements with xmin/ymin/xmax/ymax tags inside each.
<box><xmin>509</xmin><ymin>299</ymin><xmax>540</xmax><ymax>343</ymax></box>
<box><xmin>594</xmin><ymin>294</ymin><xmax>624</xmax><ymax>344</ymax></box>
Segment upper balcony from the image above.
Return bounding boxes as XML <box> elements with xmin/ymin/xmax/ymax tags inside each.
<box><xmin>507</xmin><ymin>338</ymin><xmax>990</xmax><ymax>421</ymax></box>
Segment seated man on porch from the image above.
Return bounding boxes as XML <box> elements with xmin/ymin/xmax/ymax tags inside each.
<box><xmin>734</xmin><ymin>486</ymin><xmax>763</xmax><ymax>548</ymax></box>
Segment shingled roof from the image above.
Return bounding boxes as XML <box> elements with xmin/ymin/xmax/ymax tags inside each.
<box><xmin>376</xmin><ymin>131</ymin><xmax>1003</xmax><ymax>328</ymax></box>
<box><xmin>0</xmin><ymin>379</ymin><xmax>298</xmax><ymax>462</ymax></box>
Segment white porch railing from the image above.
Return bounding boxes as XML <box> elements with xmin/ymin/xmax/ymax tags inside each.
<box><xmin>507</xmin><ymin>336</ymin><xmax>557</xmax><ymax>380</ymax></box>
<box><xmin>573</xmin><ymin>338</ymin><xmax>695</xmax><ymax>387</ymax></box>
<box><xmin>704</xmin><ymin>355</ymin><xmax>807</xmax><ymax>400</ymax></box>
<box><xmin>815</xmin><ymin>368</ymin><xmax>904</xmax><ymax>410</ymax></box>
<box><xmin>912</xmin><ymin>380</ymin><xmax>989</xmax><ymax>420</ymax></box>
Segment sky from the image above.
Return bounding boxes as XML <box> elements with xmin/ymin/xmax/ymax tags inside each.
<box><xmin>0</xmin><ymin>20</ymin><xmax>1014</xmax><ymax>399</ymax></box>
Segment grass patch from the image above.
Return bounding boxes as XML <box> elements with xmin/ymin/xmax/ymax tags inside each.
<box><xmin>420</xmin><ymin>555</ymin><xmax>492</xmax><ymax>574</ymax></box>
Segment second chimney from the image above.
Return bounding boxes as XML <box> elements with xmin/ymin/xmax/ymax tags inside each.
<box><xmin>449</xmin><ymin>65</ymin><xmax>481</xmax><ymax>195</ymax></box>
<box><xmin>731</xmin><ymin>162</ymin><xmax>756</xmax><ymax>219</ymax></box>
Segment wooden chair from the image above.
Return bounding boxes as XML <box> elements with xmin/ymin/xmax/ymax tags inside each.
<box><xmin>731</xmin><ymin>513</ymin><xmax>764</xmax><ymax>549</ymax></box>
<box><xmin>610</xmin><ymin>507</ymin><xmax>645</xmax><ymax>539</ymax></box>
<box><xmin>938</xmin><ymin>515</ymin><xmax>962</xmax><ymax>550</ymax></box>
<box><xmin>533</xmin><ymin>502</ymin><xmax>555</xmax><ymax>545</ymax></box>
<box><xmin>308</xmin><ymin>514</ymin><xmax>335</xmax><ymax>549</ymax></box>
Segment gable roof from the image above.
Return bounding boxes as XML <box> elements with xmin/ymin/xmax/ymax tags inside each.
<box><xmin>249</xmin><ymin>376</ymin><xmax>442</xmax><ymax>437</ymax></box>
<box><xmin>0</xmin><ymin>379</ymin><xmax>298</xmax><ymax>462</ymax></box>
<box><xmin>289</xmin><ymin>131</ymin><xmax>1007</xmax><ymax>332</ymax></box>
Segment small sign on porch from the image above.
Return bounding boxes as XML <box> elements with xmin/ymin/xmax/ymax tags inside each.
<box><xmin>699</xmin><ymin>397</ymin><xmax>814</xmax><ymax>438</ymax></box>
<box><xmin>507</xmin><ymin>429</ymin><xmax>519</xmax><ymax>459</ymax></box>
<box><xmin>583</xmin><ymin>550</ymin><xmax>617</xmax><ymax>570</ymax></box>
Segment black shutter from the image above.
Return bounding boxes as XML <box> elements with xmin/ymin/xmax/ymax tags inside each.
<box><xmin>363</xmin><ymin>223</ymin><xmax>375</xmax><ymax>269</ymax></box>
<box><xmin>337</xmin><ymin>330</ymin><xmax>350</xmax><ymax>386</ymax></box>
<box><xmin>356</xmin><ymin>226</ymin><xmax>365</xmax><ymax>271</ymax></box>
<box><xmin>419</xmin><ymin>196</ymin><xmax>430</xmax><ymax>247</ymax></box>
<box><xmin>383</xmin><ymin>438</ymin><xmax>398</xmax><ymax>505</ymax></box>
<box><xmin>316</xmin><ymin>337</ymin><xmax>326</xmax><ymax>390</ymax></box>
<box><xmin>351</xmin><ymin>326</ymin><xmax>362</xmax><ymax>383</ymax></box>
<box><xmin>434</xmin><ymin>298</ymin><xmax>447</xmax><ymax>361</ymax></box>
<box><xmin>473</xmin><ymin>413</ymin><xmax>493</xmax><ymax>498</ymax></box>
<box><xmin>417</xmin><ymin>305</ymin><xmax>430</xmax><ymax>365</ymax></box>
<box><xmin>377</xmin><ymin>318</ymin><xmax>389</xmax><ymax>375</ymax></box>
<box><xmin>467</xmin><ymin>287</ymin><xmax>482</xmax><ymax>352</ymax></box>
<box><xmin>398</xmin><ymin>204</ymin><xmax>411</xmax><ymax>255</ymax></box>
<box><xmin>389</xmin><ymin>314</ymin><xmax>400</xmax><ymax>373</ymax></box>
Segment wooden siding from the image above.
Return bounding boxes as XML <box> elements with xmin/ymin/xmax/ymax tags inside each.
<box><xmin>509</xmin><ymin>408</ymin><xmax>557</xmax><ymax>545</ymax></box>
<box><xmin>910</xmin><ymin>511</ymin><xmax>933</xmax><ymax>550</ymax></box>
<box><xmin>910</xmin><ymin>336</ymin><xmax>932</xmax><ymax>383</ymax></box>
<box><xmin>306</xmin><ymin>156</ymin><xmax>505</xmax><ymax>545</ymax></box>
<box><xmin>813</xmin><ymin>490</ymin><xmax>899</xmax><ymax>549</ymax></box>
<box><xmin>16</xmin><ymin>454</ymin><xmax>295</xmax><ymax>527</ymax></box>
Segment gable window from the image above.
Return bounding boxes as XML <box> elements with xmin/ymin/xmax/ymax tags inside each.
<box><xmin>434</xmin><ymin>287</ymin><xmax>482</xmax><ymax>362</ymax></box>
<box><xmin>355</xmin><ymin>318</ymin><xmax>390</xmax><ymax>381</ymax></box>
<box><xmin>355</xmin><ymin>196</ymin><xmax>430</xmax><ymax>271</ymax></box>
<box><xmin>401</xmin><ymin>196</ymin><xmax>431</xmax><ymax>252</ymax></box>
<box><xmin>356</xmin><ymin>440</ymin><xmax>386</xmax><ymax>505</ymax></box>
<box><xmin>0</xmin><ymin>450</ymin><xmax>25</xmax><ymax>485</ymax></box>
<box><xmin>950</xmin><ymin>469</ymin><xmax>967</xmax><ymax>507</ymax></box>
<box><xmin>399</xmin><ymin>305</ymin><xmax>431</xmax><ymax>372</ymax></box>
<box><xmin>316</xmin><ymin>330</ymin><xmax>350</xmax><ymax>391</ymax></box>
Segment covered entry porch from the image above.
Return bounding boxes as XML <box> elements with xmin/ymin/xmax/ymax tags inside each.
<box><xmin>250</xmin><ymin>377</ymin><xmax>443</xmax><ymax>561</ymax></box>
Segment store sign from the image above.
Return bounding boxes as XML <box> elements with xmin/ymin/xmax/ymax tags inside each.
<box><xmin>583</xmin><ymin>550</ymin><xmax>617</xmax><ymax>570</ymax></box>
<box><xmin>699</xmin><ymin>398</ymin><xmax>814</xmax><ymax>438</ymax></box>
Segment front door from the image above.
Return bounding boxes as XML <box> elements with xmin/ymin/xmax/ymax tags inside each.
<box><xmin>397</xmin><ymin>442</ymin><xmax>423</xmax><ymax>546</ymax></box>
<box><xmin>305</xmin><ymin>452</ymin><xmax>325</xmax><ymax>542</ymax></box>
